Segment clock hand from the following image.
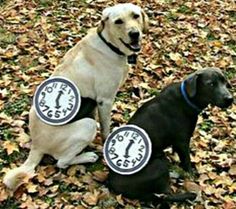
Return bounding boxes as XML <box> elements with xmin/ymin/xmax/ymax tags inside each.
<box><xmin>124</xmin><ymin>139</ymin><xmax>135</xmax><ymax>158</ymax></box>
<box><xmin>55</xmin><ymin>90</ymin><xmax>64</xmax><ymax>109</ymax></box>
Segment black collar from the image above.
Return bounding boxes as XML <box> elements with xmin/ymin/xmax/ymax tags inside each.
<box><xmin>98</xmin><ymin>32</ymin><xmax>137</xmax><ymax>64</ymax></box>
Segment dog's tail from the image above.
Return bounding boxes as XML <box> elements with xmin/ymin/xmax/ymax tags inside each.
<box><xmin>3</xmin><ymin>148</ymin><xmax>43</xmax><ymax>191</ymax></box>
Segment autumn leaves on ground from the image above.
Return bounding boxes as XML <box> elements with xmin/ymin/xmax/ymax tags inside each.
<box><xmin>0</xmin><ymin>0</ymin><xmax>235</xmax><ymax>208</ymax></box>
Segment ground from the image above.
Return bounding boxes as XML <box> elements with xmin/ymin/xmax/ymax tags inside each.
<box><xmin>0</xmin><ymin>0</ymin><xmax>235</xmax><ymax>209</ymax></box>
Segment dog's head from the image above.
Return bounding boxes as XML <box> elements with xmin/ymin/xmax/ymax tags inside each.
<box><xmin>97</xmin><ymin>3</ymin><xmax>148</xmax><ymax>55</ymax></box>
<box><xmin>185</xmin><ymin>67</ymin><xmax>234</xmax><ymax>109</ymax></box>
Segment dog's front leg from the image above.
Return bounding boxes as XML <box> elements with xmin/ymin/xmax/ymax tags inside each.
<box><xmin>97</xmin><ymin>98</ymin><xmax>113</xmax><ymax>140</ymax></box>
<box><xmin>174</xmin><ymin>145</ymin><xmax>192</xmax><ymax>173</ymax></box>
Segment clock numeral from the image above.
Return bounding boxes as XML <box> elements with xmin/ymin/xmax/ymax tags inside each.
<box><xmin>123</xmin><ymin>159</ymin><xmax>130</xmax><ymax>168</ymax></box>
<box><xmin>67</xmin><ymin>103</ymin><xmax>74</xmax><ymax>111</ymax></box>
<box><xmin>45</xmin><ymin>86</ymin><xmax>53</xmax><ymax>93</ymax></box>
<box><xmin>41</xmin><ymin>92</ymin><xmax>46</xmax><ymax>99</ymax></box>
<box><xmin>124</xmin><ymin>131</ymin><xmax>130</xmax><ymax>137</ymax></box>
<box><xmin>132</xmin><ymin>159</ymin><xmax>137</xmax><ymax>166</ymax></box>
<box><xmin>136</xmin><ymin>153</ymin><xmax>143</xmax><ymax>162</ymax></box>
<box><xmin>52</xmin><ymin>82</ymin><xmax>58</xmax><ymax>89</ymax></box>
<box><xmin>69</xmin><ymin>95</ymin><xmax>75</xmax><ymax>102</ymax></box>
<box><xmin>62</xmin><ymin>109</ymin><xmax>67</xmax><ymax>116</ymax></box>
<box><xmin>42</xmin><ymin>105</ymin><xmax>50</xmax><ymax>112</ymax></box>
<box><xmin>60</xmin><ymin>83</ymin><xmax>68</xmax><ymax>91</ymax></box>
<box><xmin>108</xmin><ymin>147</ymin><xmax>116</xmax><ymax>154</ymax></box>
<box><xmin>131</xmin><ymin>132</ymin><xmax>139</xmax><ymax>140</ymax></box>
<box><xmin>138</xmin><ymin>138</ymin><xmax>143</xmax><ymax>144</ymax></box>
<box><xmin>115</xmin><ymin>134</ymin><xmax>124</xmax><ymax>142</ymax></box>
<box><xmin>116</xmin><ymin>159</ymin><xmax>122</xmax><ymax>166</ymax></box>
<box><xmin>138</xmin><ymin>145</ymin><xmax>145</xmax><ymax>153</ymax></box>
<box><xmin>39</xmin><ymin>99</ymin><xmax>46</xmax><ymax>107</ymax></box>
<box><xmin>55</xmin><ymin>110</ymin><xmax>61</xmax><ymax>118</ymax></box>
<box><xmin>111</xmin><ymin>153</ymin><xmax>118</xmax><ymax>160</ymax></box>
<box><xmin>111</xmin><ymin>139</ymin><xmax>116</xmax><ymax>146</ymax></box>
<box><xmin>47</xmin><ymin>110</ymin><xmax>53</xmax><ymax>118</ymax></box>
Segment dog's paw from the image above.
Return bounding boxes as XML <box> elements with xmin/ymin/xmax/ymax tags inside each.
<box><xmin>57</xmin><ymin>161</ymin><xmax>69</xmax><ymax>169</ymax></box>
<box><xmin>82</xmin><ymin>152</ymin><xmax>99</xmax><ymax>163</ymax></box>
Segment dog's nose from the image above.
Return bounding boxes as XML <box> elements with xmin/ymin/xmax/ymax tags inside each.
<box><xmin>129</xmin><ymin>31</ymin><xmax>140</xmax><ymax>40</ymax></box>
<box><xmin>224</xmin><ymin>95</ymin><xmax>234</xmax><ymax>106</ymax></box>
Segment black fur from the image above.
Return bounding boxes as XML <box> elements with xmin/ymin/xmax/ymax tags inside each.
<box><xmin>69</xmin><ymin>97</ymin><xmax>97</xmax><ymax>123</ymax></box>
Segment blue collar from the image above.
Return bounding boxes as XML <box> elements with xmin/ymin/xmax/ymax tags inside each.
<box><xmin>180</xmin><ymin>80</ymin><xmax>201</xmax><ymax>113</ymax></box>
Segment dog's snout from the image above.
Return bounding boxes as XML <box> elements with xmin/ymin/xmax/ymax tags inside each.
<box><xmin>224</xmin><ymin>95</ymin><xmax>234</xmax><ymax>107</ymax></box>
<box><xmin>224</xmin><ymin>95</ymin><xmax>234</xmax><ymax>106</ymax></box>
<box><xmin>129</xmin><ymin>31</ymin><xmax>140</xmax><ymax>40</ymax></box>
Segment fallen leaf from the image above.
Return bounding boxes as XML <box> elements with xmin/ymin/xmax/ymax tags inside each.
<box><xmin>92</xmin><ymin>170</ymin><xmax>108</xmax><ymax>182</ymax></box>
<box><xmin>83</xmin><ymin>190</ymin><xmax>100</xmax><ymax>205</ymax></box>
<box><xmin>2</xmin><ymin>141</ymin><xmax>19</xmax><ymax>155</ymax></box>
<box><xmin>184</xmin><ymin>180</ymin><xmax>202</xmax><ymax>193</ymax></box>
<box><xmin>229</xmin><ymin>165</ymin><xmax>236</xmax><ymax>176</ymax></box>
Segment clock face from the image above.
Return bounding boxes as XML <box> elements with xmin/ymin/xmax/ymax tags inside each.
<box><xmin>104</xmin><ymin>125</ymin><xmax>152</xmax><ymax>175</ymax></box>
<box><xmin>33</xmin><ymin>77</ymin><xmax>81</xmax><ymax>126</ymax></box>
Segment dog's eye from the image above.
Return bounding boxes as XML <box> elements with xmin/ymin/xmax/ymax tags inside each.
<box><xmin>114</xmin><ymin>19</ymin><xmax>124</xmax><ymax>24</ymax></box>
<box><xmin>207</xmin><ymin>81</ymin><xmax>215</xmax><ymax>87</ymax></box>
<box><xmin>133</xmin><ymin>14</ymin><xmax>140</xmax><ymax>19</ymax></box>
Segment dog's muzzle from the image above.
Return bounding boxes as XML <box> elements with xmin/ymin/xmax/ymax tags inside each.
<box><xmin>120</xmin><ymin>38</ymin><xmax>141</xmax><ymax>52</ymax></box>
<box><xmin>222</xmin><ymin>95</ymin><xmax>234</xmax><ymax>107</ymax></box>
<box><xmin>120</xmin><ymin>30</ymin><xmax>141</xmax><ymax>52</ymax></box>
<box><xmin>216</xmin><ymin>94</ymin><xmax>234</xmax><ymax>108</ymax></box>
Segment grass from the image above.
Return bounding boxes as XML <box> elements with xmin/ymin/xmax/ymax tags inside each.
<box><xmin>86</xmin><ymin>159</ymin><xmax>105</xmax><ymax>172</ymax></box>
<box><xmin>0</xmin><ymin>27</ymin><xmax>17</xmax><ymax>47</ymax></box>
<box><xmin>177</xmin><ymin>5</ymin><xmax>191</xmax><ymax>14</ymax></box>
<box><xmin>0</xmin><ymin>198</ymin><xmax>19</xmax><ymax>209</ymax></box>
<box><xmin>3</xmin><ymin>94</ymin><xmax>31</xmax><ymax>117</ymax></box>
<box><xmin>199</xmin><ymin>120</ymin><xmax>214</xmax><ymax>132</ymax></box>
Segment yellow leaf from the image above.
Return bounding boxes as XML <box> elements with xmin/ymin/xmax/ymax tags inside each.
<box><xmin>169</xmin><ymin>52</ymin><xmax>183</xmax><ymax>65</ymax></box>
<box><xmin>2</xmin><ymin>141</ymin><xmax>19</xmax><ymax>155</ymax></box>
<box><xmin>26</xmin><ymin>183</ymin><xmax>38</xmax><ymax>193</ymax></box>
<box><xmin>20</xmin><ymin>83</ymin><xmax>32</xmax><ymax>94</ymax></box>
<box><xmin>212</xmin><ymin>40</ymin><xmax>222</xmax><ymax>48</ymax></box>
<box><xmin>116</xmin><ymin>194</ymin><xmax>125</xmax><ymax>206</ymax></box>
<box><xmin>0</xmin><ymin>112</ymin><xmax>13</xmax><ymax>124</ymax></box>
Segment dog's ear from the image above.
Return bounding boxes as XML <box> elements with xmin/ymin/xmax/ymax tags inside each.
<box><xmin>141</xmin><ymin>10</ymin><xmax>149</xmax><ymax>33</ymax></box>
<box><xmin>185</xmin><ymin>73</ymin><xmax>200</xmax><ymax>98</ymax></box>
<box><xmin>97</xmin><ymin>19</ymin><xmax>107</xmax><ymax>33</ymax></box>
<box><xmin>97</xmin><ymin>8</ymin><xmax>110</xmax><ymax>33</ymax></box>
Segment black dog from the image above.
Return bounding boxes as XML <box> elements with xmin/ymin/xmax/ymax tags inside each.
<box><xmin>108</xmin><ymin>68</ymin><xmax>233</xmax><ymax>207</ymax></box>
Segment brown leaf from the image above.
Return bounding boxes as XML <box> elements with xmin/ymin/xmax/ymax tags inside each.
<box><xmin>92</xmin><ymin>170</ymin><xmax>108</xmax><ymax>182</ymax></box>
<box><xmin>229</xmin><ymin>165</ymin><xmax>236</xmax><ymax>176</ymax></box>
<box><xmin>184</xmin><ymin>180</ymin><xmax>202</xmax><ymax>193</ymax></box>
<box><xmin>0</xmin><ymin>188</ymin><xmax>9</xmax><ymax>201</ymax></box>
<box><xmin>83</xmin><ymin>190</ymin><xmax>100</xmax><ymax>205</ymax></box>
<box><xmin>223</xmin><ymin>201</ymin><xmax>236</xmax><ymax>209</ymax></box>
